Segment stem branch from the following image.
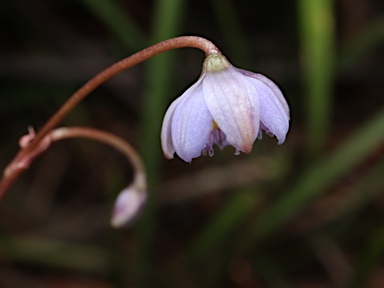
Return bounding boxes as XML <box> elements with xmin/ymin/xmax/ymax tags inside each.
<box><xmin>23</xmin><ymin>36</ymin><xmax>218</xmax><ymax>157</ymax></box>
<box><xmin>51</xmin><ymin>127</ymin><xmax>144</xmax><ymax>176</ymax></box>
<box><xmin>0</xmin><ymin>36</ymin><xmax>219</xmax><ymax>199</ymax></box>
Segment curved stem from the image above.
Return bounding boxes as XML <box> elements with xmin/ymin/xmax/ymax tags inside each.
<box><xmin>21</xmin><ymin>36</ymin><xmax>219</xmax><ymax>158</ymax></box>
<box><xmin>0</xmin><ymin>127</ymin><xmax>146</xmax><ymax>200</ymax></box>
<box><xmin>0</xmin><ymin>36</ymin><xmax>219</xmax><ymax>199</ymax></box>
<box><xmin>50</xmin><ymin>127</ymin><xmax>145</xmax><ymax>182</ymax></box>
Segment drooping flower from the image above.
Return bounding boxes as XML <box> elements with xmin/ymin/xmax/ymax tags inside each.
<box><xmin>110</xmin><ymin>182</ymin><xmax>146</xmax><ymax>228</ymax></box>
<box><xmin>161</xmin><ymin>52</ymin><xmax>290</xmax><ymax>162</ymax></box>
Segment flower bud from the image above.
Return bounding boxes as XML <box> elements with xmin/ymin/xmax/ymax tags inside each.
<box><xmin>110</xmin><ymin>183</ymin><xmax>146</xmax><ymax>228</ymax></box>
<box><xmin>161</xmin><ymin>52</ymin><xmax>290</xmax><ymax>162</ymax></box>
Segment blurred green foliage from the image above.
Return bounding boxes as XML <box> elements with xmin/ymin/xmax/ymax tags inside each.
<box><xmin>1</xmin><ymin>0</ymin><xmax>384</xmax><ymax>287</ymax></box>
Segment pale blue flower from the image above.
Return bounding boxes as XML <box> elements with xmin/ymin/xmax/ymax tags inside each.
<box><xmin>110</xmin><ymin>173</ymin><xmax>147</xmax><ymax>227</ymax></box>
<box><xmin>161</xmin><ymin>53</ymin><xmax>290</xmax><ymax>162</ymax></box>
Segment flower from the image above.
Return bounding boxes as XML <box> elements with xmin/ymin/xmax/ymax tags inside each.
<box><xmin>161</xmin><ymin>53</ymin><xmax>290</xmax><ymax>162</ymax></box>
<box><xmin>110</xmin><ymin>182</ymin><xmax>147</xmax><ymax>228</ymax></box>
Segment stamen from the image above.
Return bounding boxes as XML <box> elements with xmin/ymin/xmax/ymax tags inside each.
<box><xmin>201</xmin><ymin>123</ymin><xmax>229</xmax><ymax>158</ymax></box>
<box><xmin>212</xmin><ymin>128</ymin><xmax>228</xmax><ymax>149</ymax></box>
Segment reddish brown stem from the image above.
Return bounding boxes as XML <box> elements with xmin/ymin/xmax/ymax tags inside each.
<box><xmin>0</xmin><ymin>127</ymin><xmax>146</xmax><ymax>200</ymax></box>
<box><xmin>50</xmin><ymin>127</ymin><xmax>145</xmax><ymax>175</ymax></box>
<box><xmin>0</xmin><ymin>168</ymin><xmax>22</xmax><ymax>199</ymax></box>
<box><xmin>21</xmin><ymin>36</ymin><xmax>218</xmax><ymax>158</ymax></box>
<box><xmin>0</xmin><ymin>36</ymin><xmax>219</xmax><ymax>199</ymax></box>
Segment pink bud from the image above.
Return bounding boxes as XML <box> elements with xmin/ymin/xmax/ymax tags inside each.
<box><xmin>110</xmin><ymin>186</ymin><xmax>146</xmax><ymax>228</ymax></box>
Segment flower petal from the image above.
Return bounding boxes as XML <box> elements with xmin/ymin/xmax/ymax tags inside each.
<box><xmin>160</xmin><ymin>94</ymin><xmax>185</xmax><ymax>159</ymax></box>
<box><xmin>171</xmin><ymin>78</ymin><xmax>213</xmax><ymax>162</ymax></box>
<box><xmin>236</xmin><ymin>69</ymin><xmax>290</xmax><ymax>144</ymax></box>
<box><xmin>253</xmin><ymin>78</ymin><xmax>289</xmax><ymax>144</ymax></box>
<box><xmin>202</xmin><ymin>66</ymin><xmax>259</xmax><ymax>153</ymax></box>
<box><xmin>236</xmin><ymin>68</ymin><xmax>290</xmax><ymax>117</ymax></box>
<box><xmin>259</xmin><ymin>89</ymin><xmax>289</xmax><ymax>144</ymax></box>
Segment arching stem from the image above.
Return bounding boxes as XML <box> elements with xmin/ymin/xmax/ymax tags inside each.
<box><xmin>0</xmin><ymin>36</ymin><xmax>219</xmax><ymax>199</ymax></box>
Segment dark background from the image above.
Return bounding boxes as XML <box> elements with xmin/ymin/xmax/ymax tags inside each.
<box><xmin>1</xmin><ymin>0</ymin><xmax>384</xmax><ymax>287</ymax></box>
